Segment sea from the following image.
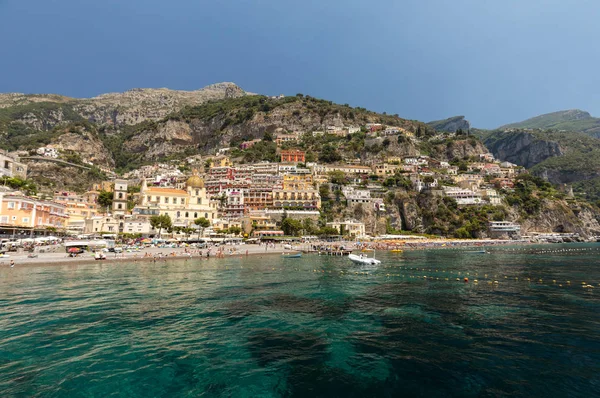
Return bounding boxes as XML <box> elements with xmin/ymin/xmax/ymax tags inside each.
<box><xmin>1</xmin><ymin>243</ymin><xmax>599</xmax><ymax>397</ymax></box>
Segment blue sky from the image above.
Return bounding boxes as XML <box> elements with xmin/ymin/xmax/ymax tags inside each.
<box><xmin>0</xmin><ymin>0</ymin><xmax>598</xmax><ymax>128</ymax></box>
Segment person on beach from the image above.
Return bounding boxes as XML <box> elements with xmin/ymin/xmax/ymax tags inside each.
<box><xmin>10</xmin><ymin>260</ymin><xmax>15</xmax><ymax>267</ymax></box>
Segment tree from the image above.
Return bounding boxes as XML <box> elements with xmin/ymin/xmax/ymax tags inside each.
<box><xmin>229</xmin><ymin>226</ymin><xmax>242</xmax><ymax>236</ymax></box>
<box><xmin>263</xmin><ymin>131</ymin><xmax>274</xmax><ymax>141</ymax></box>
<box><xmin>281</xmin><ymin>218</ymin><xmax>302</xmax><ymax>236</ymax></box>
<box><xmin>97</xmin><ymin>190</ymin><xmax>113</xmax><ymax>210</ymax></box>
<box><xmin>319</xmin><ymin>144</ymin><xmax>342</xmax><ymax>163</ymax></box>
<box><xmin>150</xmin><ymin>214</ymin><xmax>172</xmax><ymax>238</ymax></box>
<box><xmin>318</xmin><ymin>226</ymin><xmax>340</xmax><ymax>236</ymax></box>
<box><xmin>328</xmin><ymin>170</ymin><xmax>347</xmax><ymax>185</ymax></box>
<box><xmin>302</xmin><ymin>218</ymin><xmax>316</xmax><ymax>235</ymax></box>
<box><xmin>194</xmin><ymin>217</ymin><xmax>211</xmax><ymax>240</ymax></box>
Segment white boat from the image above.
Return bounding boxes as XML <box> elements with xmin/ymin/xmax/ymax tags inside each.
<box><xmin>348</xmin><ymin>253</ymin><xmax>381</xmax><ymax>265</ymax></box>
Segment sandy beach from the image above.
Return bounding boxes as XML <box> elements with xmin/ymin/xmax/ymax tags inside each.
<box><xmin>0</xmin><ymin>244</ymin><xmax>292</xmax><ymax>268</ymax></box>
<box><xmin>0</xmin><ymin>238</ymin><xmax>531</xmax><ymax>268</ymax></box>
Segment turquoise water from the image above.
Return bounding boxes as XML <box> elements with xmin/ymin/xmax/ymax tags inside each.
<box><xmin>1</xmin><ymin>244</ymin><xmax>599</xmax><ymax>397</ymax></box>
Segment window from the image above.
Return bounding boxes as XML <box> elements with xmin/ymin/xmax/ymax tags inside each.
<box><xmin>117</xmin><ymin>204</ymin><xmax>123</xmax><ymax>209</ymax></box>
<box><xmin>195</xmin><ymin>189</ymin><xmax>199</xmax><ymax>196</ymax></box>
<box><xmin>165</xmin><ymin>197</ymin><xmax>169</xmax><ymax>203</ymax></box>
<box><xmin>185</xmin><ymin>212</ymin><xmax>189</xmax><ymax>218</ymax></box>
<box><xmin>7</xmin><ymin>201</ymin><xmax>15</xmax><ymax>209</ymax></box>
<box><xmin>0</xmin><ymin>216</ymin><xmax>8</xmax><ymax>223</ymax></box>
<box><xmin>197</xmin><ymin>198</ymin><xmax>202</xmax><ymax>204</ymax></box>
<box><xmin>12</xmin><ymin>216</ymin><xmax>17</xmax><ymax>220</ymax></box>
<box><xmin>205</xmin><ymin>213</ymin><xmax>208</xmax><ymax>218</ymax></box>
<box><xmin>118</xmin><ymin>193</ymin><xmax>123</xmax><ymax>199</ymax></box>
<box><xmin>181</xmin><ymin>199</ymin><xmax>185</xmax><ymax>205</ymax></box>
<box><xmin>194</xmin><ymin>212</ymin><xmax>197</xmax><ymax>218</ymax></box>
<box><xmin>177</xmin><ymin>211</ymin><xmax>181</xmax><ymax>218</ymax></box>
<box><xmin>22</xmin><ymin>217</ymin><xmax>29</xmax><ymax>223</ymax></box>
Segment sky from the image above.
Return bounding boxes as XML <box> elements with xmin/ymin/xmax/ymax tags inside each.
<box><xmin>0</xmin><ymin>0</ymin><xmax>599</xmax><ymax>128</ymax></box>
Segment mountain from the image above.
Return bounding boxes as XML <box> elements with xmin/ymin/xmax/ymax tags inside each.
<box><xmin>427</xmin><ymin>116</ymin><xmax>471</xmax><ymax>133</ymax></box>
<box><xmin>0</xmin><ymin>82</ymin><xmax>249</xmax><ymax>151</ymax></box>
<box><xmin>498</xmin><ymin>109</ymin><xmax>600</xmax><ymax>137</ymax></box>
<box><xmin>481</xmin><ymin>128</ymin><xmax>600</xmax><ymax>201</ymax></box>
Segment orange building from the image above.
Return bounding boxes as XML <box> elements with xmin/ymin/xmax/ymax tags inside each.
<box><xmin>280</xmin><ymin>149</ymin><xmax>306</xmax><ymax>163</ymax></box>
<box><xmin>0</xmin><ymin>193</ymin><xmax>68</xmax><ymax>230</ymax></box>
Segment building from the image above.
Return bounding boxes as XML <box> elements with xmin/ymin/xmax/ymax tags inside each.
<box><xmin>122</xmin><ymin>218</ymin><xmax>154</xmax><ymax>235</ymax></box>
<box><xmin>480</xmin><ymin>188</ymin><xmax>502</xmax><ymax>205</ymax></box>
<box><xmin>222</xmin><ymin>188</ymin><xmax>245</xmax><ymax>219</ymax></box>
<box><xmin>443</xmin><ymin>187</ymin><xmax>482</xmax><ymax>205</ymax></box>
<box><xmin>0</xmin><ymin>150</ymin><xmax>28</xmax><ymax>179</ymax></box>
<box><xmin>342</xmin><ymin>186</ymin><xmax>372</xmax><ymax>205</ymax></box>
<box><xmin>272</xmin><ymin>174</ymin><xmax>320</xmax><ymax>210</ymax></box>
<box><xmin>53</xmin><ymin>191</ymin><xmax>99</xmax><ymax>234</ymax></box>
<box><xmin>313</xmin><ymin>164</ymin><xmax>372</xmax><ymax>175</ymax></box>
<box><xmin>488</xmin><ymin>221</ymin><xmax>521</xmax><ymax>239</ymax></box>
<box><xmin>240</xmin><ymin>139</ymin><xmax>261</xmax><ymax>149</ymax></box>
<box><xmin>280</xmin><ymin>149</ymin><xmax>306</xmax><ymax>163</ymax></box>
<box><xmin>84</xmin><ymin>215</ymin><xmax>121</xmax><ymax>235</ymax></box>
<box><xmin>134</xmin><ymin>171</ymin><xmax>217</xmax><ymax>227</ymax></box>
<box><xmin>372</xmin><ymin>163</ymin><xmax>402</xmax><ymax>177</ymax></box>
<box><xmin>241</xmin><ymin>211</ymin><xmax>278</xmax><ymax>236</ymax></box>
<box><xmin>275</xmin><ymin>134</ymin><xmax>298</xmax><ymax>147</ymax></box>
<box><xmin>326</xmin><ymin>219</ymin><xmax>366</xmax><ymax>238</ymax></box>
<box><xmin>0</xmin><ymin>193</ymin><xmax>68</xmax><ymax>231</ymax></box>
<box><xmin>112</xmin><ymin>179</ymin><xmax>129</xmax><ymax>216</ymax></box>
<box><xmin>208</xmin><ymin>156</ymin><xmax>232</xmax><ymax>168</ymax></box>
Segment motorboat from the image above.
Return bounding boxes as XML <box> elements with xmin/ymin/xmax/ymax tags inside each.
<box><xmin>348</xmin><ymin>253</ymin><xmax>381</xmax><ymax>265</ymax></box>
<box><xmin>282</xmin><ymin>252</ymin><xmax>302</xmax><ymax>258</ymax></box>
<box><xmin>390</xmin><ymin>249</ymin><xmax>403</xmax><ymax>253</ymax></box>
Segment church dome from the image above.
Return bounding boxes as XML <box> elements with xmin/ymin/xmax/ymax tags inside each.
<box><xmin>186</xmin><ymin>174</ymin><xmax>204</xmax><ymax>188</ymax></box>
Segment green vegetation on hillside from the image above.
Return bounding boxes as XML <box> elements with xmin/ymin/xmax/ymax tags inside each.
<box><xmin>499</xmin><ymin>109</ymin><xmax>600</xmax><ymax>137</ymax></box>
<box><xmin>0</xmin><ymin>102</ymin><xmax>84</xmax><ymax>150</ymax></box>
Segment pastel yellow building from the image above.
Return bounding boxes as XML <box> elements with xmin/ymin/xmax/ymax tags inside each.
<box><xmin>272</xmin><ymin>174</ymin><xmax>321</xmax><ymax>210</ymax></box>
<box><xmin>134</xmin><ymin>172</ymin><xmax>217</xmax><ymax>226</ymax></box>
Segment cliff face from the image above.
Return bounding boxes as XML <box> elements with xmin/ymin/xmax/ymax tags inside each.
<box><xmin>434</xmin><ymin>139</ymin><xmax>488</xmax><ymax>162</ymax></box>
<box><xmin>50</xmin><ymin>124</ymin><xmax>115</xmax><ymax>168</ymax></box>
<box><xmin>427</xmin><ymin>116</ymin><xmax>471</xmax><ymax>133</ymax></box>
<box><xmin>484</xmin><ymin>131</ymin><xmax>563</xmax><ymax>168</ymax></box>
<box><xmin>123</xmin><ymin>98</ymin><xmax>424</xmax><ymax>161</ymax></box>
<box><xmin>74</xmin><ymin>83</ymin><xmax>248</xmax><ymax>127</ymax></box>
<box><xmin>515</xmin><ymin>201</ymin><xmax>600</xmax><ymax>238</ymax></box>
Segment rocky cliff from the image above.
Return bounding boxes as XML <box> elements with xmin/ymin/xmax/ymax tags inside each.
<box><xmin>483</xmin><ymin>131</ymin><xmax>563</xmax><ymax>168</ymax></box>
<box><xmin>122</xmin><ymin>95</ymin><xmax>425</xmax><ymax>162</ymax></box>
<box><xmin>427</xmin><ymin>116</ymin><xmax>471</xmax><ymax>133</ymax></box>
<box><xmin>516</xmin><ymin>200</ymin><xmax>600</xmax><ymax>238</ymax></box>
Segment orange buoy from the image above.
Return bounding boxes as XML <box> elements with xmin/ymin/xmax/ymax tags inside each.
<box><xmin>464</xmin><ymin>277</ymin><xmax>469</xmax><ymax>283</ymax></box>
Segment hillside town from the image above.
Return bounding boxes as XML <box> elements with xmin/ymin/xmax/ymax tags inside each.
<box><xmin>0</xmin><ymin>122</ymin><xmax>542</xmax><ymax>245</ymax></box>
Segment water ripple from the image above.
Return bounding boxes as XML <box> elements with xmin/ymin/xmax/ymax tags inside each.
<box><xmin>0</xmin><ymin>245</ymin><xmax>599</xmax><ymax>396</ymax></box>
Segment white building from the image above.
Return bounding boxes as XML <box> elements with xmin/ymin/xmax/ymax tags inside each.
<box><xmin>112</xmin><ymin>179</ymin><xmax>129</xmax><ymax>216</ymax></box>
<box><xmin>443</xmin><ymin>187</ymin><xmax>482</xmax><ymax>205</ymax></box>
<box><xmin>326</xmin><ymin>219</ymin><xmax>366</xmax><ymax>238</ymax></box>
<box><xmin>342</xmin><ymin>186</ymin><xmax>372</xmax><ymax>204</ymax></box>
<box><xmin>123</xmin><ymin>218</ymin><xmax>154</xmax><ymax>235</ymax></box>
<box><xmin>480</xmin><ymin>188</ymin><xmax>502</xmax><ymax>205</ymax></box>
<box><xmin>0</xmin><ymin>151</ymin><xmax>28</xmax><ymax>179</ymax></box>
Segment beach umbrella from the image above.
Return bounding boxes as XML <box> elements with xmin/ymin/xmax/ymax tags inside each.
<box><xmin>68</xmin><ymin>247</ymin><xmax>81</xmax><ymax>253</ymax></box>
